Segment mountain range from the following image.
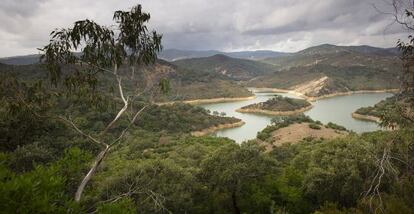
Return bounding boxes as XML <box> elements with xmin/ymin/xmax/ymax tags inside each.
<box><xmin>0</xmin><ymin>44</ymin><xmax>398</xmax><ymax>65</ymax></box>
<box><xmin>0</xmin><ymin>44</ymin><xmax>402</xmax><ymax>100</ymax></box>
<box><xmin>0</xmin><ymin>49</ymin><xmax>288</xmax><ymax>65</ymax></box>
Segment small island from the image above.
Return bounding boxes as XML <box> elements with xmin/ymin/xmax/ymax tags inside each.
<box><xmin>236</xmin><ymin>95</ymin><xmax>312</xmax><ymax>116</ymax></box>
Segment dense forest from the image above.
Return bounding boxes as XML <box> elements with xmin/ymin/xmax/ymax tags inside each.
<box><xmin>1</xmin><ymin>3</ymin><xmax>414</xmax><ymax>214</ymax></box>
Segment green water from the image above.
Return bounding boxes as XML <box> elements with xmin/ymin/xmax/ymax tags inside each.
<box><xmin>199</xmin><ymin>92</ymin><xmax>393</xmax><ymax>143</ymax></box>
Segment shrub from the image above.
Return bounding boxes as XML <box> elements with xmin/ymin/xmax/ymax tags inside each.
<box><xmin>325</xmin><ymin>122</ymin><xmax>347</xmax><ymax>131</ymax></box>
<box><xmin>309</xmin><ymin>123</ymin><xmax>321</xmax><ymax>130</ymax></box>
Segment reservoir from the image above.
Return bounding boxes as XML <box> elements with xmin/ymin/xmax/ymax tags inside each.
<box><xmin>199</xmin><ymin>92</ymin><xmax>393</xmax><ymax>143</ymax></box>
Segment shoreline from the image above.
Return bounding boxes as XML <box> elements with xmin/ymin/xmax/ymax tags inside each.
<box><xmin>156</xmin><ymin>88</ymin><xmax>397</xmax><ymax>106</ymax></box>
<box><xmin>236</xmin><ymin>105</ymin><xmax>313</xmax><ymax>116</ymax></box>
<box><xmin>190</xmin><ymin>121</ymin><xmax>246</xmax><ymax>137</ymax></box>
<box><xmin>249</xmin><ymin>87</ymin><xmax>308</xmax><ymax>99</ymax></box>
<box><xmin>156</xmin><ymin>96</ymin><xmax>256</xmax><ymax>105</ymax></box>
<box><xmin>351</xmin><ymin>112</ymin><xmax>381</xmax><ymax>123</ymax></box>
<box><xmin>306</xmin><ymin>89</ymin><xmax>399</xmax><ymax>101</ymax></box>
<box><xmin>249</xmin><ymin>87</ymin><xmax>398</xmax><ymax>102</ymax></box>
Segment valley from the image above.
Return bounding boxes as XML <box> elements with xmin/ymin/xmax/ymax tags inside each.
<box><xmin>0</xmin><ymin>43</ymin><xmax>401</xmax><ymax>140</ymax></box>
<box><xmin>0</xmin><ymin>43</ymin><xmax>410</xmax><ymax>213</ymax></box>
<box><xmin>2</xmin><ymin>2</ymin><xmax>414</xmax><ymax>213</ymax></box>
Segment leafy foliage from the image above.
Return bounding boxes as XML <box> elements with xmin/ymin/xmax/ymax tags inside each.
<box><xmin>40</xmin><ymin>4</ymin><xmax>162</xmax><ymax>88</ymax></box>
<box><xmin>356</xmin><ymin>96</ymin><xmax>397</xmax><ymax>118</ymax></box>
<box><xmin>0</xmin><ymin>148</ymin><xmax>91</xmax><ymax>213</ymax></box>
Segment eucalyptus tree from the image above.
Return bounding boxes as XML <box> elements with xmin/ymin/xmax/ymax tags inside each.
<box><xmin>39</xmin><ymin>4</ymin><xmax>163</xmax><ymax>201</ymax></box>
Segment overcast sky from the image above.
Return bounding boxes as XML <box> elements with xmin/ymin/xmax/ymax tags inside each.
<box><xmin>0</xmin><ymin>0</ymin><xmax>411</xmax><ymax>57</ymax></box>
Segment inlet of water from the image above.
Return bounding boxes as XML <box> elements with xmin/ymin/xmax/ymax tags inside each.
<box><xmin>199</xmin><ymin>92</ymin><xmax>393</xmax><ymax>143</ymax></box>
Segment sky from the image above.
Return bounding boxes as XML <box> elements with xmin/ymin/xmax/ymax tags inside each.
<box><xmin>0</xmin><ymin>0</ymin><xmax>411</xmax><ymax>57</ymax></box>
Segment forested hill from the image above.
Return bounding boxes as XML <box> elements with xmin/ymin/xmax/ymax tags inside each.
<box><xmin>173</xmin><ymin>54</ymin><xmax>277</xmax><ymax>80</ymax></box>
<box><xmin>137</xmin><ymin>59</ymin><xmax>253</xmax><ymax>101</ymax></box>
<box><xmin>0</xmin><ymin>44</ymin><xmax>403</xmax><ymax>99</ymax></box>
<box><xmin>295</xmin><ymin>44</ymin><xmax>398</xmax><ymax>57</ymax></box>
<box><xmin>247</xmin><ymin>44</ymin><xmax>401</xmax><ymax>97</ymax></box>
<box><xmin>0</xmin><ymin>59</ymin><xmax>252</xmax><ymax>102</ymax></box>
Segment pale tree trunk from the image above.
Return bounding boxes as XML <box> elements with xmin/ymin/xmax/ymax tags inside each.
<box><xmin>75</xmin><ymin>145</ymin><xmax>110</xmax><ymax>202</ymax></box>
<box><xmin>62</xmin><ymin>63</ymin><xmax>149</xmax><ymax>202</ymax></box>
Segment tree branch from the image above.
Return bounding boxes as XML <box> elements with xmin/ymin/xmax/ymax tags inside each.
<box><xmin>103</xmin><ymin>76</ymin><xmax>129</xmax><ymax>134</ymax></box>
<box><xmin>111</xmin><ymin>105</ymin><xmax>147</xmax><ymax>146</ymax></box>
<box><xmin>58</xmin><ymin>116</ymin><xmax>107</xmax><ymax>147</ymax></box>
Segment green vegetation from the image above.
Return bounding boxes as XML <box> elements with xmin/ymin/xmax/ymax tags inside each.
<box><xmin>1</xmin><ymin>64</ymin><xmax>413</xmax><ymax>213</ymax></box>
<box><xmin>262</xmin><ymin>44</ymin><xmax>399</xmax><ymax>71</ymax></box>
<box><xmin>241</xmin><ymin>95</ymin><xmax>311</xmax><ymax>112</ymax></box>
<box><xmin>2</xmin><ymin>103</ymin><xmax>413</xmax><ymax>213</ymax></box>
<box><xmin>355</xmin><ymin>96</ymin><xmax>397</xmax><ymax>118</ymax></box>
<box><xmin>1</xmin><ymin>3</ymin><xmax>414</xmax><ymax>214</ymax></box>
<box><xmin>266</xmin><ymin>130</ymin><xmax>414</xmax><ymax>213</ymax></box>
<box><xmin>248</xmin><ymin>64</ymin><xmax>399</xmax><ymax>96</ymax></box>
<box><xmin>135</xmin><ymin>103</ymin><xmax>241</xmax><ymax>133</ymax></box>
<box><xmin>247</xmin><ymin>45</ymin><xmax>401</xmax><ymax>97</ymax></box>
<box><xmin>158</xmin><ymin>66</ymin><xmax>253</xmax><ymax>101</ymax></box>
<box><xmin>325</xmin><ymin>122</ymin><xmax>347</xmax><ymax>131</ymax></box>
<box><xmin>308</xmin><ymin>123</ymin><xmax>321</xmax><ymax>130</ymax></box>
<box><xmin>0</xmin><ymin>58</ymin><xmax>252</xmax><ymax>103</ymax></box>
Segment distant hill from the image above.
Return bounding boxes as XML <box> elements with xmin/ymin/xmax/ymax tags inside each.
<box><xmin>158</xmin><ymin>49</ymin><xmax>221</xmax><ymax>61</ymax></box>
<box><xmin>248</xmin><ymin>44</ymin><xmax>402</xmax><ymax>97</ymax></box>
<box><xmin>0</xmin><ymin>54</ymin><xmax>41</xmax><ymax>65</ymax></box>
<box><xmin>262</xmin><ymin>44</ymin><xmax>400</xmax><ymax>70</ymax></box>
<box><xmin>158</xmin><ymin>49</ymin><xmax>289</xmax><ymax>61</ymax></box>
<box><xmin>173</xmin><ymin>54</ymin><xmax>277</xmax><ymax>81</ymax></box>
<box><xmin>0</xmin><ymin>49</ymin><xmax>288</xmax><ymax>65</ymax></box>
<box><xmin>295</xmin><ymin>44</ymin><xmax>399</xmax><ymax>57</ymax></box>
<box><xmin>1</xmin><ymin>44</ymin><xmax>402</xmax><ymax>98</ymax></box>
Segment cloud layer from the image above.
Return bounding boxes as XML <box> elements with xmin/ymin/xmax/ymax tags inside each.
<box><xmin>0</xmin><ymin>0</ymin><xmax>410</xmax><ymax>57</ymax></box>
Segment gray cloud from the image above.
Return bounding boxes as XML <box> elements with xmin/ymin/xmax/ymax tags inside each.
<box><xmin>0</xmin><ymin>0</ymin><xmax>410</xmax><ymax>57</ymax></box>
<box><xmin>0</xmin><ymin>0</ymin><xmax>47</xmax><ymax>17</ymax></box>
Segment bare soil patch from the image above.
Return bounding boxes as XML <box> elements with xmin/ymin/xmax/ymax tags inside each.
<box><xmin>269</xmin><ymin>123</ymin><xmax>347</xmax><ymax>146</ymax></box>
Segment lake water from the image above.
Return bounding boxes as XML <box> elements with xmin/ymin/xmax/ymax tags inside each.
<box><xmin>199</xmin><ymin>92</ymin><xmax>393</xmax><ymax>143</ymax></box>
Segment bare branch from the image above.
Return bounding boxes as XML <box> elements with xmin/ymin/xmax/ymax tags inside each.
<box><xmin>58</xmin><ymin>116</ymin><xmax>108</xmax><ymax>147</ymax></box>
<box><xmin>111</xmin><ymin>105</ymin><xmax>148</xmax><ymax>146</ymax></box>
